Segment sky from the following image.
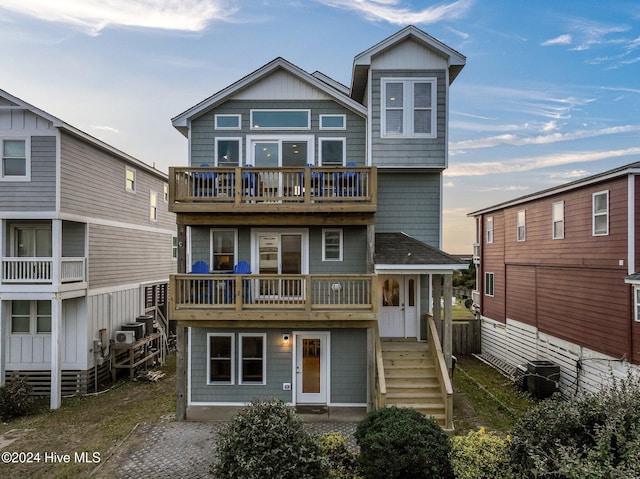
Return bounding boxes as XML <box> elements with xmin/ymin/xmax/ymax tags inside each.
<box><xmin>1</xmin><ymin>0</ymin><xmax>639</xmax><ymax>254</ymax></box>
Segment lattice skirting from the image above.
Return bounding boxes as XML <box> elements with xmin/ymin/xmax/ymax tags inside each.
<box><xmin>5</xmin><ymin>362</ymin><xmax>112</xmax><ymax>396</ymax></box>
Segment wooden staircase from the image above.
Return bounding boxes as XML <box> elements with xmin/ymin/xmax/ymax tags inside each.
<box><xmin>381</xmin><ymin>338</ymin><xmax>447</xmax><ymax>427</ymax></box>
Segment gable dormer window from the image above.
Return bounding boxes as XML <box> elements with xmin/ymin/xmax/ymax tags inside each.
<box><xmin>381</xmin><ymin>78</ymin><xmax>436</xmax><ymax>138</ymax></box>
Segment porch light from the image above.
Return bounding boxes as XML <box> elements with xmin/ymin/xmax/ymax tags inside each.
<box><xmin>282</xmin><ymin>333</ymin><xmax>290</xmax><ymax>344</ymax></box>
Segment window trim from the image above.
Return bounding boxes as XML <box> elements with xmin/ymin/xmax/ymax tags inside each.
<box><xmin>319</xmin><ymin>114</ymin><xmax>346</xmax><ymax>130</ymax></box>
<box><xmin>215</xmin><ymin>114</ymin><xmax>241</xmax><ymax>130</ymax></box>
<box><xmin>150</xmin><ymin>191</ymin><xmax>158</xmax><ymax>222</ymax></box>
<box><xmin>210</xmin><ymin>228</ymin><xmax>238</xmax><ymax>272</ymax></box>
<box><xmin>381</xmin><ymin>78</ymin><xmax>437</xmax><ymax>138</ymax></box>
<box><xmin>592</xmin><ymin>190</ymin><xmax>609</xmax><ymax>236</ymax></box>
<box><xmin>125</xmin><ymin>166</ymin><xmax>136</xmax><ymax>193</ymax></box>
<box><xmin>322</xmin><ymin>228</ymin><xmax>343</xmax><ymax>261</ymax></box>
<box><xmin>318</xmin><ymin>138</ymin><xmax>346</xmax><ymax>166</ymax></box>
<box><xmin>238</xmin><ymin>333</ymin><xmax>267</xmax><ymax>385</ymax></box>
<box><xmin>484</xmin><ymin>272</ymin><xmax>495</xmax><ymax>297</ymax></box>
<box><xmin>250</xmin><ymin>109</ymin><xmax>311</xmax><ymax>130</ymax></box>
<box><xmin>635</xmin><ymin>287</ymin><xmax>640</xmax><ymax>322</ymax></box>
<box><xmin>10</xmin><ymin>300</ymin><xmax>51</xmax><ymax>335</ymax></box>
<box><xmin>172</xmin><ymin>236</ymin><xmax>178</xmax><ymax>260</ymax></box>
<box><xmin>486</xmin><ymin>216</ymin><xmax>494</xmax><ymax>244</ymax></box>
<box><xmin>207</xmin><ymin>333</ymin><xmax>235</xmax><ymax>385</ymax></box>
<box><xmin>516</xmin><ymin>209</ymin><xmax>526</xmax><ymax>242</ymax></box>
<box><xmin>163</xmin><ymin>183</ymin><xmax>169</xmax><ymax>203</ymax></box>
<box><xmin>215</xmin><ymin>137</ymin><xmax>242</xmax><ymax>167</ymax></box>
<box><xmin>1</xmin><ymin>138</ymin><xmax>31</xmax><ymax>181</ymax></box>
<box><xmin>246</xmin><ymin>135</ymin><xmax>314</xmax><ymax>166</ymax></box>
<box><xmin>552</xmin><ymin>201</ymin><xmax>564</xmax><ymax>239</ymax></box>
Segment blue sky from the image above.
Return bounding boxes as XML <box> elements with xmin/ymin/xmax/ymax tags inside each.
<box><xmin>1</xmin><ymin>0</ymin><xmax>639</xmax><ymax>253</ymax></box>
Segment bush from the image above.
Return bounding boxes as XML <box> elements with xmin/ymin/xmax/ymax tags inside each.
<box><xmin>0</xmin><ymin>376</ymin><xmax>35</xmax><ymax>422</ymax></box>
<box><xmin>450</xmin><ymin>428</ymin><xmax>511</xmax><ymax>479</ymax></box>
<box><xmin>318</xmin><ymin>432</ymin><xmax>360</xmax><ymax>479</ymax></box>
<box><xmin>354</xmin><ymin>407</ymin><xmax>453</xmax><ymax>479</ymax></box>
<box><xmin>509</xmin><ymin>373</ymin><xmax>640</xmax><ymax>478</ymax></box>
<box><xmin>210</xmin><ymin>398</ymin><xmax>328</xmax><ymax>479</ymax></box>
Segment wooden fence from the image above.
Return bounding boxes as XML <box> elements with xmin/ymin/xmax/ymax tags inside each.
<box><xmin>436</xmin><ymin>318</ymin><xmax>481</xmax><ymax>355</ymax></box>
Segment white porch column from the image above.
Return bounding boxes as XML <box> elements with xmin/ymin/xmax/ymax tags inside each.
<box><xmin>52</xmin><ymin>220</ymin><xmax>62</xmax><ymax>286</ymax></box>
<box><xmin>443</xmin><ymin>274</ymin><xmax>453</xmax><ymax>370</ymax></box>
<box><xmin>50</xmin><ymin>294</ymin><xmax>62</xmax><ymax>409</ymax></box>
<box><xmin>432</xmin><ymin>274</ymin><xmax>442</xmax><ymax>339</ymax></box>
<box><xmin>0</xmin><ymin>301</ymin><xmax>5</xmax><ymax>386</ymax></box>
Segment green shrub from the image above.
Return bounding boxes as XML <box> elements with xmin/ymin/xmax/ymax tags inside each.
<box><xmin>509</xmin><ymin>374</ymin><xmax>640</xmax><ymax>478</ymax></box>
<box><xmin>0</xmin><ymin>375</ymin><xmax>35</xmax><ymax>422</ymax></box>
<box><xmin>451</xmin><ymin>428</ymin><xmax>511</xmax><ymax>479</ymax></box>
<box><xmin>210</xmin><ymin>398</ymin><xmax>328</xmax><ymax>479</ymax></box>
<box><xmin>319</xmin><ymin>432</ymin><xmax>360</xmax><ymax>479</ymax></box>
<box><xmin>354</xmin><ymin>407</ymin><xmax>453</xmax><ymax>479</ymax></box>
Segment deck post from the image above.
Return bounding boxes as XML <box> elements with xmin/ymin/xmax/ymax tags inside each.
<box><xmin>176</xmin><ymin>324</ymin><xmax>187</xmax><ymax>420</ymax></box>
<box><xmin>443</xmin><ymin>274</ymin><xmax>453</xmax><ymax>370</ymax></box>
<box><xmin>366</xmin><ymin>326</ymin><xmax>375</xmax><ymax>411</ymax></box>
<box><xmin>50</xmin><ymin>294</ymin><xmax>62</xmax><ymax>409</ymax></box>
<box><xmin>432</xmin><ymin>274</ymin><xmax>442</xmax><ymax>340</ymax></box>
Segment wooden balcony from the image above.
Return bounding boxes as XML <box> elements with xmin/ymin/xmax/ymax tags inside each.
<box><xmin>169</xmin><ymin>166</ymin><xmax>377</xmax><ymax>216</ymax></box>
<box><xmin>169</xmin><ymin>273</ymin><xmax>377</xmax><ymax>322</ymax></box>
<box><xmin>1</xmin><ymin>257</ymin><xmax>86</xmax><ymax>284</ymax></box>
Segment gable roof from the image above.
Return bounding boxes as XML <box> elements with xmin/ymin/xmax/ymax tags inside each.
<box><xmin>350</xmin><ymin>25</ymin><xmax>466</xmax><ymax>102</ymax></box>
<box><xmin>171</xmin><ymin>57</ymin><xmax>368</xmax><ymax>137</ymax></box>
<box><xmin>375</xmin><ymin>232</ymin><xmax>467</xmax><ymax>272</ymax></box>
<box><xmin>468</xmin><ymin>160</ymin><xmax>640</xmax><ymax>217</ymax></box>
<box><xmin>0</xmin><ymin>88</ymin><xmax>166</xmax><ymax>179</ymax></box>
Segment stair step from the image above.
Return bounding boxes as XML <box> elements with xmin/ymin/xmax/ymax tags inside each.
<box><xmin>386</xmin><ymin>391</ymin><xmax>443</xmax><ymax>400</ymax></box>
<box><xmin>385</xmin><ymin>368</ymin><xmax>437</xmax><ymax>378</ymax></box>
<box><xmin>381</xmin><ymin>341</ymin><xmax>427</xmax><ymax>352</ymax></box>
<box><xmin>383</xmin><ymin>350</ymin><xmax>430</xmax><ymax>359</ymax></box>
<box><xmin>384</xmin><ymin>359</ymin><xmax>434</xmax><ymax>368</ymax></box>
<box><xmin>387</xmin><ymin>401</ymin><xmax>445</xmax><ymax>411</ymax></box>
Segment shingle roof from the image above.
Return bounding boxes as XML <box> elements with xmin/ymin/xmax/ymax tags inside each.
<box><xmin>374</xmin><ymin>232</ymin><xmax>466</xmax><ymax>266</ymax></box>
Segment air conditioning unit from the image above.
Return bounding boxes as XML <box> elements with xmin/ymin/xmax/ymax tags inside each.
<box><xmin>114</xmin><ymin>330</ymin><xmax>135</xmax><ymax>344</ymax></box>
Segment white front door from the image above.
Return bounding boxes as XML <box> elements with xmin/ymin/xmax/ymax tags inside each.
<box><xmin>378</xmin><ymin>275</ymin><xmax>419</xmax><ymax>338</ymax></box>
<box><xmin>295</xmin><ymin>332</ymin><xmax>329</xmax><ymax>404</ymax></box>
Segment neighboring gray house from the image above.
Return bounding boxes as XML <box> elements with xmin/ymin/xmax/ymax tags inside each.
<box><xmin>0</xmin><ymin>89</ymin><xmax>176</xmax><ymax>408</ymax></box>
<box><xmin>168</xmin><ymin>26</ymin><xmax>466</xmax><ymax>430</ymax></box>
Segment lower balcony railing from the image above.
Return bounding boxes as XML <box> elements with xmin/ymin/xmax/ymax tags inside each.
<box><xmin>171</xmin><ymin>274</ymin><xmax>376</xmax><ymax>316</ymax></box>
<box><xmin>1</xmin><ymin>257</ymin><xmax>86</xmax><ymax>284</ymax></box>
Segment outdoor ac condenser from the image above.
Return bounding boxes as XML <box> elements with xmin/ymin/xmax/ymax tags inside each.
<box><xmin>114</xmin><ymin>330</ymin><xmax>136</xmax><ymax>344</ymax></box>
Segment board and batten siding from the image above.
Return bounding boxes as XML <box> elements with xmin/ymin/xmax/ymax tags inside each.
<box><xmin>370</xmin><ymin>70</ymin><xmax>446</xmax><ymax>169</ymax></box>
<box><xmin>375</xmin><ymin>172</ymin><xmax>440</xmax><ymax>246</ymax></box>
<box><xmin>190</xmin><ymin>99</ymin><xmax>366</xmax><ymax>167</ymax></box>
<box><xmin>0</xmin><ymin>135</ymin><xmax>56</xmax><ymax>212</ymax></box>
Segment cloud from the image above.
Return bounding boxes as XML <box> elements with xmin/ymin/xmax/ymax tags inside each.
<box><xmin>0</xmin><ymin>0</ymin><xmax>238</xmax><ymax>36</ymax></box>
<box><xmin>445</xmin><ymin>146</ymin><xmax>640</xmax><ymax>177</ymax></box>
<box><xmin>316</xmin><ymin>0</ymin><xmax>473</xmax><ymax>25</ymax></box>
<box><xmin>549</xmin><ymin>169</ymin><xmax>590</xmax><ymax>180</ymax></box>
<box><xmin>477</xmin><ymin>185</ymin><xmax>529</xmax><ymax>193</ymax></box>
<box><xmin>541</xmin><ymin>34</ymin><xmax>572</xmax><ymax>46</ymax></box>
<box><xmin>91</xmin><ymin>125</ymin><xmax>120</xmax><ymax>133</ymax></box>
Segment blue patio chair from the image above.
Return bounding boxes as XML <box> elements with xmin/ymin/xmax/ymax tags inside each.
<box><xmin>194</xmin><ymin>164</ymin><xmax>216</xmax><ymax>198</ymax></box>
<box><xmin>302</xmin><ymin>163</ymin><xmax>323</xmax><ymax>198</ymax></box>
<box><xmin>225</xmin><ymin>261</ymin><xmax>252</xmax><ymax>304</ymax></box>
<box><xmin>335</xmin><ymin>162</ymin><xmax>360</xmax><ymax>197</ymax></box>
<box><xmin>242</xmin><ymin>164</ymin><xmax>258</xmax><ymax>199</ymax></box>
<box><xmin>189</xmin><ymin>260</ymin><xmax>211</xmax><ymax>303</ymax></box>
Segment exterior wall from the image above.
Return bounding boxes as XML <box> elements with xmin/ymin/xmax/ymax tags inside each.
<box><xmin>191</xmin><ymin>99</ymin><xmax>366</xmax><ymax>167</ymax></box>
<box><xmin>189</xmin><ymin>327</ymin><xmax>367</xmax><ymax>405</ymax></box>
<box><xmin>481</xmin><ymin>211</ymin><xmax>506</xmax><ymax>323</ymax></box>
<box><xmin>375</xmin><ymin>172</ymin><xmax>441</xmax><ymax>246</ymax></box>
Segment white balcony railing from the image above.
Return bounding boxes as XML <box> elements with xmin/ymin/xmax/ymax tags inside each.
<box><xmin>472</xmin><ymin>243</ymin><xmax>480</xmax><ymax>264</ymax></box>
<box><xmin>1</xmin><ymin>257</ymin><xmax>86</xmax><ymax>284</ymax></box>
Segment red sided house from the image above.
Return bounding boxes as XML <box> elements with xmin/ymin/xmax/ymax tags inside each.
<box><xmin>469</xmin><ymin>161</ymin><xmax>640</xmax><ymax>395</ymax></box>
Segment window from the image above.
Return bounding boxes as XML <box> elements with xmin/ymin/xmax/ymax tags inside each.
<box><xmin>382</xmin><ymin>78</ymin><xmax>436</xmax><ymax>137</ymax></box>
<box><xmin>517</xmin><ymin>210</ymin><xmax>526</xmax><ymax>242</ymax></box>
<box><xmin>208</xmin><ymin>333</ymin><xmax>234</xmax><ymax>384</ymax></box>
<box><xmin>322</xmin><ymin>229</ymin><xmax>343</xmax><ymax>261</ymax></box>
<box><xmin>319</xmin><ymin>138</ymin><xmax>345</xmax><ymax>166</ymax></box>
<box><xmin>486</xmin><ymin>216</ymin><xmax>494</xmax><ymax>244</ymax></box>
<box><xmin>593</xmin><ymin>191</ymin><xmax>609</xmax><ymax>236</ymax></box>
<box><xmin>552</xmin><ymin>201</ymin><xmax>564</xmax><ymax>239</ymax></box>
<box><xmin>150</xmin><ymin>191</ymin><xmax>158</xmax><ymax>221</ymax></box>
<box><xmin>250</xmin><ymin>110</ymin><xmax>310</xmax><ymax>130</ymax></box>
<box><xmin>635</xmin><ymin>288</ymin><xmax>640</xmax><ymax>322</ymax></box>
<box><xmin>320</xmin><ymin>114</ymin><xmax>346</xmax><ymax>130</ymax></box>
<box><xmin>2</xmin><ymin>138</ymin><xmax>29</xmax><ymax>180</ymax></box>
<box><xmin>12</xmin><ymin>225</ymin><xmax>52</xmax><ymax>257</ymax></box>
<box><xmin>10</xmin><ymin>300</ymin><xmax>51</xmax><ymax>334</ymax></box>
<box><xmin>215</xmin><ymin>114</ymin><xmax>241</xmax><ymax>130</ymax></box>
<box><xmin>248</xmin><ymin>136</ymin><xmax>313</xmax><ymax>167</ymax></box>
<box><xmin>239</xmin><ymin>334</ymin><xmax>266</xmax><ymax>384</ymax></box>
<box><xmin>172</xmin><ymin>236</ymin><xmax>178</xmax><ymax>260</ymax></box>
<box><xmin>211</xmin><ymin>229</ymin><xmax>237</xmax><ymax>272</ymax></box>
<box><xmin>382</xmin><ymin>278</ymin><xmax>400</xmax><ymax>306</ymax></box>
<box><xmin>163</xmin><ymin>183</ymin><xmax>169</xmax><ymax>203</ymax></box>
<box><xmin>125</xmin><ymin>167</ymin><xmax>136</xmax><ymax>192</ymax></box>
<box><xmin>484</xmin><ymin>273</ymin><xmax>494</xmax><ymax>297</ymax></box>
<box><xmin>215</xmin><ymin>138</ymin><xmax>241</xmax><ymax>166</ymax></box>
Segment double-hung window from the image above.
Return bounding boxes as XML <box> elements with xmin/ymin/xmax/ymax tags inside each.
<box><xmin>322</xmin><ymin>228</ymin><xmax>343</xmax><ymax>261</ymax></box>
<box><xmin>150</xmin><ymin>191</ymin><xmax>158</xmax><ymax>221</ymax></box>
<box><xmin>486</xmin><ymin>216</ymin><xmax>494</xmax><ymax>244</ymax></box>
<box><xmin>239</xmin><ymin>333</ymin><xmax>266</xmax><ymax>384</ymax></box>
<box><xmin>208</xmin><ymin>333</ymin><xmax>234</xmax><ymax>384</ymax></box>
<box><xmin>593</xmin><ymin>191</ymin><xmax>609</xmax><ymax>236</ymax></box>
<box><xmin>2</xmin><ymin>138</ymin><xmax>29</xmax><ymax>180</ymax></box>
<box><xmin>382</xmin><ymin>78</ymin><xmax>436</xmax><ymax>138</ymax></box>
<box><xmin>552</xmin><ymin>201</ymin><xmax>564</xmax><ymax>239</ymax></box>
<box><xmin>211</xmin><ymin>229</ymin><xmax>237</xmax><ymax>272</ymax></box>
<box><xmin>516</xmin><ymin>210</ymin><xmax>526</xmax><ymax>242</ymax></box>
<box><xmin>484</xmin><ymin>273</ymin><xmax>495</xmax><ymax>297</ymax></box>
<box><xmin>635</xmin><ymin>288</ymin><xmax>640</xmax><ymax>322</ymax></box>
<box><xmin>125</xmin><ymin>167</ymin><xmax>136</xmax><ymax>192</ymax></box>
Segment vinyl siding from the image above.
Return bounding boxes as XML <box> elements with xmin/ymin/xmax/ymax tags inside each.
<box><xmin>330</xmin><ymin>328</ymin><xmax>367</xmax><ymax>403</ymax></box>
<box><xmin>375</xmin><ymin>171</ymin><xmax>441</xmax><ymax>246</ymax></box>
<box><xmin>481</xmin><ymin>211</ymin><xmax>506</xmax><ymax>323</ymax></box>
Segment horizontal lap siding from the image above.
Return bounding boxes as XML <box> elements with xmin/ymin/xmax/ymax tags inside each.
<box><xmin>482</xmin><ymin>212</ymin><xmax>506</xmax><ymax>322</ymax></box>
<box><xmin>330</xmin><ymin>329</ymin><xmax>367</xmax><ymax>403</ymax></box>
<box><xmin>506</xmin><ymin>265</ymin><xmax>536</xmax><ymax>326</ymax></box>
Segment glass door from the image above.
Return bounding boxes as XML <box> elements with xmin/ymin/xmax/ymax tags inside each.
<box><xmin>295</xmin><ymin>333</ymin><xmax>329</xmax><ymax>404</ymax></box>
<box><xmin>14</xmin><ymin>226</ymin><xmax>52</xmax><ymax>257</ymax></box>
<box><xmin>257</xmin><ymin>233</ymin><xmax>303</xmax><ymax>298</ymax></box>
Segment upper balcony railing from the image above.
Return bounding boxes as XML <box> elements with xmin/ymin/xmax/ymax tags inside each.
<box><xmin>1</xmin><ymin>257</ymin><xmax>86</xmax><ymax>284</ymax></box>
<box><xmin>169</xmin><ymin>166</ymin><xmax>377</xmax><ymax>214</ymax></box>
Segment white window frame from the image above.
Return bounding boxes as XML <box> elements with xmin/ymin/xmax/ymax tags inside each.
<box><xmin>516</xmin><ymin>210</ymin><xmax>526</xmax><ymax>242</ymax></box>
<box><xmin>10</xmin><ymin>300</ymin><xmax>51</xmax><ymax>334</ymax></box>
<box><xmin>215</xmin><ymin>137</ymin><xmax>242</xmax><ymax>166</ymax></box>
<box><xmin>593</xmin><ymin>190</ymin><xmax>609</xmax><ymax>236</ymax></box>
<box><xmin>163</xmin><ymin>183</ymin><xmax>169</xmax><ymax>203</ymax></box>
<box><xmin>210</xmin><ymin>228</ymin><xmax>238</xmax><ymax>272</ymax></box>
<box><xmin>215</xmin><ymin>114</ymin><xmax>241</xmax><ymax>130</ymax></box>
<box><xmin>552</xmin><ymin>201</ymin><xmax>564</xmax><ymax>239</ymax></box>
<box><xmin>322</xmin><ymin>228</ymin><xmax>343</xmax><ymax>261</ymax></box>
<box><xmin>250</xmin><ymin>110</ymin><xmax>311</xmax><ymax>130</ymax></box>
<box><xmin>125</xmin><ymin>166</ymin><xmax>136</xmax><ymax>193</ymax></box>
<box><xmin>238</xmin><ymin>333</ymin><xmax>267</xmax><ymax>385</ymax></box>
<box><xmin>150</xmin><ymin>191</ymin><xmax>158</xmax><ymax>222</ymax></box>
<box><xmin>207</xmin><ymin>333</ymin><xmax>235</xmax><ymax>385</ymax></box>
<box><xmin>486</xmin><ymin>216</ymin><xmax>494</xmax><ymax>244</ymax></box>
<box><xmin>635</xmin><ymin>287</ymin><xmax>640</xmax><ymax>322</ymax></box>
<box><xmin>319</xmin><ymin>114</ymin><xmax>346</xmax><ymax>130</ymax></box>
<box><xmin>172</xmin><ymin>236</ymin><xmax>178</xmax><ymax>260</ymax></box>
<box><xmin>318</xmin><ymin>138</ymin><xmax>346</xmax><ymax>166</ymax></box>
<box><xmin>381</xmin><ymin>78</ymin><xmax>437</xmax><ymax>138</ymax></box>
<box><xmin>484</xmin><ymin>272</ymin><xmax>495</xmax><ymax>297</ymax></box>
<box><xmin>246</xmin><ymin>135</ymin><xmax>314</xmax><ymax>166</ymax></box>
<box><xmin>1</xmin><ymin>138</ymin><xmax>31</xmax><ymax>181</ymax></box>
